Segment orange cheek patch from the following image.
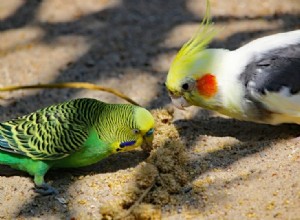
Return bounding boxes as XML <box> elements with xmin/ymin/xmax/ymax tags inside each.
<box><xmin>196</xmin><ymin>74</ymin><xmax>218</xmax><ymax>98</ymax></box>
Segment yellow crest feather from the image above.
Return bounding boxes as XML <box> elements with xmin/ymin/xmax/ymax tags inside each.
<box><xmin>173</xmin><ymin>0</ymin><xmax>217</xmax><ymax>63</ymax></box>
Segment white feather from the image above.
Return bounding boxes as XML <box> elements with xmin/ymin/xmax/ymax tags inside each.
<box><xmin>214</xmin><ymin>30</ymin><xmax>300</xmax><ymax>123</ymax></box>
<box><xmin>237</xmin><ymin>30</ymin><xmax>300</xmax><ymax>57</ymax></box>
<box><xmin>252</xmin><ymin>87</ymin><xmax>300</xmax><ymax>124</ymax></box>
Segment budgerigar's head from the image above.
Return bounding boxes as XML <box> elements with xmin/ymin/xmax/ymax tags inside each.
<box><xmin>165</xmin><ymin>0</ymin><xmax>219</xmax><ymax>109</ymax></box>
<box><xmin>108</xmin><ymin>105</ymin><xmax>155</xmax><ymax>153</ymax></box>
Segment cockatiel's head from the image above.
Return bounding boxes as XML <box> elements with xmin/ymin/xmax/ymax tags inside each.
<box><xmin>165</xmin><ymin>1</ymin><xmax>220</xmax><ymax>110</ymax></box>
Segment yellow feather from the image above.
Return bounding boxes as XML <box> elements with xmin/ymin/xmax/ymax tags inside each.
<box><xmin>134</xmin><ymin>107</ymin><xmax>155</xmax><ymax>133</ymax></box>
<box><xmin>171</xmin><ymin>0</ymin><xmax>217</xmax><ymax>66</ymax></box>
<box><xmin>166</xmin><ymin>0</ymin><xmax>218</xmax><ymax>92</ymax></box>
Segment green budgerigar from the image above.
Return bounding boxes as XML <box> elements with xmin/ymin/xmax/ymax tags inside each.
<box><xmin>0</xmin><ymin>98</ymin><xmax>155</xmax><ymax>195</ymax></box>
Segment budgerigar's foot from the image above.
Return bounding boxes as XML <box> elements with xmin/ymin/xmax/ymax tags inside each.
<box><xmin>34</xmin><ymin>183</ymin><xmax>58</xmax><ymax>195</ymax></box>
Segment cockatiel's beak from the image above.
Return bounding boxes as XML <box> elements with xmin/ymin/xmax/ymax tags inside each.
<box><xmin>170</xmin><ymin>95</ymin><xmax>191</xmax><ymax>110</ymax></box>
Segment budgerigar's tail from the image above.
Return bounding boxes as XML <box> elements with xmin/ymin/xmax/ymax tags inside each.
<box><xmin>0</xmin><ymin>133</ymin><xmax>21</xmax><ymax>165</ymax></box>
<box><xmin>0</xmin><ymin>134</ymin><xmax>9</xmax><ymax>149</ymax></box>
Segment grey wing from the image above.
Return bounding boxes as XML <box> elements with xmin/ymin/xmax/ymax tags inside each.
<box><xmin>240</xmin><ymin>44</ymin><xmax>300</xmax><ymax>94</ymax></box>
<box><xmin>240</xmin><ymin>43</ymin><xmax>300</xmax><ymax>117</ymax></box>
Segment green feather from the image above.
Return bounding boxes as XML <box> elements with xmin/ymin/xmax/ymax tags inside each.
<box><xmin>0</xmin><ymin>98</ymin><xmax>155</xmax><ymax>195</ymax></box>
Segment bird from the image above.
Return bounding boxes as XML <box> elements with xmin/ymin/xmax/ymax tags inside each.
<box><xmin>0</xmin><ymin>98</ymin><xmax>155</xmax><ymax>195</ymax></box>
<box><xmin>165</xmin><ymin>2</ymin><xmax>300</xmax><ymax>125</ymax></box>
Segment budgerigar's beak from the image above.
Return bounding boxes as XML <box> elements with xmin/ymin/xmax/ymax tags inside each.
<box><xmin>141</xmin><ymin>134</ymin><xmax>154</xmax><ymax>152</ymax></box>
<box><xmin>170</xmin><ymin>96</ymin><xmax>191</xmax><ymax>110</ymax></box>
<box><xmin>143</xmin><ymin>135</ymin><xmax>154</xmax><ymax>148</ymax></box>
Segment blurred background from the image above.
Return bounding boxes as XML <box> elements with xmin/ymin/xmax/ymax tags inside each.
<box><xmin>0</xmin><ymin>0</ymin><xmax>299</xmax><ymax>219</ymax></box>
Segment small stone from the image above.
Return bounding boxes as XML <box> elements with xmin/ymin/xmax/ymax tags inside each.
<box><xmin>55</xmin><ymin>197</ymin><xmax>67</xmax><ymax>204</ymax></box>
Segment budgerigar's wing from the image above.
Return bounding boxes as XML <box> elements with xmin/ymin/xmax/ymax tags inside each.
<box><xmin>0</xmin><ymin>99</ymin><xmax>94</xmax><ymax>160</ymax></box>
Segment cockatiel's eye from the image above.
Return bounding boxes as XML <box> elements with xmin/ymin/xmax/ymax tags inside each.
<box><xmin>181</xmin><ymin>79</ymin><xmax>195</xmax><ymax>92</ymax></box>
<box><xmin>182</xmin><ymin>83</ymin><xmax>189</xmax><ymax>90</ymax></box>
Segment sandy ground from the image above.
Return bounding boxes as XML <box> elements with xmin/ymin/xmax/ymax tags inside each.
<box><xmin>0</xmin><ymin>0</ymin><xmax>299</xmax><ymax>219</ymax></box>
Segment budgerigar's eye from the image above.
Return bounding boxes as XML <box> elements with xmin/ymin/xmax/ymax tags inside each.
<box><xmin>145</xmin><ymin>128</ymin><xmax>154</xmax><ymax>136</ymax></box>
<box><xmin>182</xmin><ymin>83</ymin><xmax>189</xmax><ymax>90</ymax></box>
<box><xmin>132</xmin><ymin>129</ymin><xmax>140</xmax><ymax>134</ymax></box>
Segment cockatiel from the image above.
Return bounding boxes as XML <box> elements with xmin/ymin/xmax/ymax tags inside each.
<box><xmin>166</xmin><ymin>2</ymin><xmax>300</xmax><ymax>125</ymax></box>
<box><xmin>0</xmin><ymin>98</ymin><xmax>155</xmax><ymax>195</ymax></box>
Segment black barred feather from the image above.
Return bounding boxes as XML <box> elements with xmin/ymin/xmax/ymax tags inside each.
<box><xmin>94</xmin><ymin>103</ymin><xmax>137</xmax><ymax>143</ymax></box>
<box><xmin>0</xmin><ymin>98</ymin><xmax>137</xmax><ymax>160</ymax></box>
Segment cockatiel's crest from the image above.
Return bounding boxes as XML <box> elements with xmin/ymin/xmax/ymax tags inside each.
<box><xmin>168</xmin><ymin>0</ymin><xmax>218</xmax><ymax>82</ymax></box>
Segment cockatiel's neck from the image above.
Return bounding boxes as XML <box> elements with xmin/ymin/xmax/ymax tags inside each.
<box><xmin>212</xmin><ymin>49</ymin><xmax>251</xmax><ymax>118</ymax></box>
<box><xmin>200</xmin><ymin>48</ymin><xmax>251</xmax><ymax>117</ymax></box>
<box><xmin>191</xmin><ymin>49</ymin><xmax>233</xmax><ymax>109</ymax></box>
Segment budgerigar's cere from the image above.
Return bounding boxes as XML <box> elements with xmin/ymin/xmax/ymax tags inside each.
<box><xmin>0</xmin><ymin>98</ymin><xmax>154</xmax><ymax>195</ymax></box>
<box><xmin>166</xmin><ymin>2</ymin><xmax>300</xmax><ymax>125</ymax></box>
